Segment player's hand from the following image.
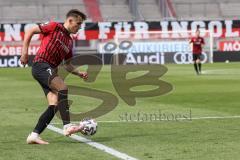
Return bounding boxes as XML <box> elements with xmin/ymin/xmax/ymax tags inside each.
<box><xmin>79</xmin><ymin>72</ymin><xmax>88</xmax><ymax>80</ymax></box>
<box><xmin>20</xmin><ymin>54</ymin><xmax>28</xmax><ymax>67</ymax></box>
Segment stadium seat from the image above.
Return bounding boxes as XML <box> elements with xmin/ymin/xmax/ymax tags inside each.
<box><xmin>138</xmin><ymin>4</ymin><xmax>162</xmax><ymax>21</ymax></box>
<box><xmin>100</xmin><ymin>4</ymin><xmax>132</xmax><ymax>21</ymax></box>
<box><xmin>172</xmin><ymin>0</ymin><xmax>240</xmax><ymax>20</ymax></box>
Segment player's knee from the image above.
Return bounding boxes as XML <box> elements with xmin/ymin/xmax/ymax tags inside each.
<box><xmin>58</xmin><ymin>85</ymin><xmax>68</xmax><ymax>91</ymax></box>
<box><xmin>47</xmin><ymin>92</ymin><xmax>58</xmax><ymax>105</ymax></box>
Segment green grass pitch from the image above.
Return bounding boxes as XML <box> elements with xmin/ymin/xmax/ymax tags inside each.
<box><xmin>0</xmin><ymin>63</ymin><xmax>240</xmax><ymax>160</ymax></box>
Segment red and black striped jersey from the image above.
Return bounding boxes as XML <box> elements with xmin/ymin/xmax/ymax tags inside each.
<box><xmin>33</xmin><ymin>21</ymin><xmax>73</xmax><ymax>67</ymax></box>
<box><xmin>190</xmin><ymin>37</ymin><xmax>205</xmax><ymax>54</ymax></box>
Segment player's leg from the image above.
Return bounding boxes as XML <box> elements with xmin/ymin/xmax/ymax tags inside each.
<box><xmin>27</xmin><ymin>91</ymin><xmax>58</xmax><ymax>144</ymax></box>
<box><xmin>196</xmin><ymin>55</ymin><xmax>202</xmax><ymax>74</ymax></box>
<box><xmin>49</xmin><ymin>76</ymin><xmax>84</xmax><ymax>136</ymax></box>
<box><xmin>193</xmin><ymin>54</ymin><xmax>199</xmax><ymax>74</ymax></box>
<box><xmin>49</xmin><ymin>76</ymin><xmax>70</xmax><ymax>125</ymax></box>
<box><xmin>27</xmin><ymin>62</ymin><xmax>58</xmax><ymax>144</ymax></box>
<box><xmin>32</xmin><ymin>92</ymin><xmax>58</xmax><ymax>134</ymax></box>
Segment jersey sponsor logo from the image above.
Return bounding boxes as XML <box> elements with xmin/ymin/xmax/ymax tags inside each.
<box><xmin>193</xmin><ymin>40</ymin><xmax>203</xmax><ymax>45</ymax></box>
<box><xmin>56</xmin><ymin>39</ymin><xmax>70</xmax><ymax>53</ymax></box>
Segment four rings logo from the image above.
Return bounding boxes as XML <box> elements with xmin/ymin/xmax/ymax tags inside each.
<box><xmin>173</xmin><ymin>52</ymin><xmax>208</xmax><ymax>64</ymax></box>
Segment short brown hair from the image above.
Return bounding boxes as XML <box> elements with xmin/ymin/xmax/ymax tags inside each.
<box><xmin>66</xmin><ymin>9</ymin><xmax>87</xmax><ymax>21</ymax></box>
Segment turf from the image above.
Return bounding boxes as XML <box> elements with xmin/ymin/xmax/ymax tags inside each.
<box><xmin>0</xmin><ymin>63</ymin><xmax>240</xmax><ymax>160</ymax></box>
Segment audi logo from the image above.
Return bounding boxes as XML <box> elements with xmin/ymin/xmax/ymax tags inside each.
<box><xmin>173</xmin><ymin>52</ymin><xmax>208</xmax><ymax>64</ymax></box>
<box><xmin>103</xmin><ymin>41</ymin><xmax>133</xmax><ymax>52</ymax></box>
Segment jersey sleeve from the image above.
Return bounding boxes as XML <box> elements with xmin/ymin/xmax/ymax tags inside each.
<box><xmin>38</xmin><ymin>22</ymin><xmax>57</xmax><ymax>34</ymax></box>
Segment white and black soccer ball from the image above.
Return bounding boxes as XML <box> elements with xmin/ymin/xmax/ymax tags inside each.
<box><xmin>80</xmin><ymin>118</ymin><xmax>97</xmax><ymax>136</ymax></box>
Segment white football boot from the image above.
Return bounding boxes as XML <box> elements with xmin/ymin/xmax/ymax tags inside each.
<box><xmin>26</xmin><ymin>132</ymin><xmax>49</xmax><ymax>144</ymax></box>
<box><xmin>63</xmin><ymin>123</ymin><xmax>85</xmax><ymax>136</ymax></box>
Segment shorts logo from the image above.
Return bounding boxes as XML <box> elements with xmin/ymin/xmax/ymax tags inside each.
<box><xmin>47</xmin><ymin>68</ymin><xmax>52</xmax><ymax>75</ymax></box>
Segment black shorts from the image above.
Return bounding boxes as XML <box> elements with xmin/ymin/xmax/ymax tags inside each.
<box><xmin>32</xmin><ymin>62</ymin><xmax>58</xmax><ymax>96</ymax></box>
<box><xmin>193</xmin><ymin>54</ymin><xmax>202</xmax><ymax>61</ymax></box>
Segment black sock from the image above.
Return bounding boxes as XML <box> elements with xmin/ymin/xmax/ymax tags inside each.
<box><xmin>198</xmin><ymin>63</ymin><xmax>202</xmax><ymax>72</ymax></box>
<box><xmin>33</xmin><ymin>105</ymin><xmax>57</xmax><ymax>134</ymax></box>
<box><xmin>58</xmin><ymin>90</ymin><xmax>70</xmax><ymax>125</ymax></box>
<box><xmin>194</xmin><ymin>63</ymin><xmax>199</xmax><ymax>74</ymax></box>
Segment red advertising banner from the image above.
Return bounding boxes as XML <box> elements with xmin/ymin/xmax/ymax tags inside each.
<box><xmin>0</xmin><ymin>20</ymin><xmax>240</xmax><ymax>41</ymax></box>
<box><xmin>219</xmin><ymin>41</ymin><xmax>240</xmax><ymax>51</ymax></box>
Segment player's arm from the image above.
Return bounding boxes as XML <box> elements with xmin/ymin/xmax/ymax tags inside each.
<box><xmin>189</xmin><ymin>39</ymin><xmax>193</xmax><ymax>51</ymax></box>
<box><xmin>201</xmin><ymin>37</ymin><xmax>205</xmax><ymax>48</ymax></box>
<box><xmin>64</xmin><ymin>61</ymin><xmax>88</xmax><ymax>80</ymax></box>
<box><xmin>20</xmin><ymin>26</ymin><xmax>41</xmax><ymax>65</ymax></box>
<box><xmin>189</xmin><ymin>39</ymin><xmax>192</xmax><ymax>44</ymax></box>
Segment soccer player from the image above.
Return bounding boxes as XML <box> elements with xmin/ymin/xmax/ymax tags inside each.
<box><xmin>189</xmin><ymin>29</ymin><xmax>205</xmax><ymax>75</ymax></box>
<box><xmin>20</xmin><ymin>9</ymin><xmax>88</xmax><ymax>144</ymax></box>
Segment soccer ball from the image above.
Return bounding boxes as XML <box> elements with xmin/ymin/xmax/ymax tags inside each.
<box><xmin>80</xmin><ymin>118</ymin><xmax>97</xmax><ymax>136</ymax></box>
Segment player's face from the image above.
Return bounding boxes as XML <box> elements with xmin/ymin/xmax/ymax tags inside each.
<box><xmin>68</xmin><ymin>16</ymin><xmax>83</xmax><ymax>34</ymax></box>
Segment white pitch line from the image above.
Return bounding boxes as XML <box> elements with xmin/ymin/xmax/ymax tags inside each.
<box><xmin>47</xmin><ymin>125</ymin><xmax>138</xmax><ymax>160</ymax></box>
<box><xmin>50</xmin><ymin>115</ymin><xmax>240</xmax><ymax>125</ymax></box>
<box><xmin>191</xmin><ymin>115</ymin><xmax>240</xmax><ymax>120</ymax></box>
